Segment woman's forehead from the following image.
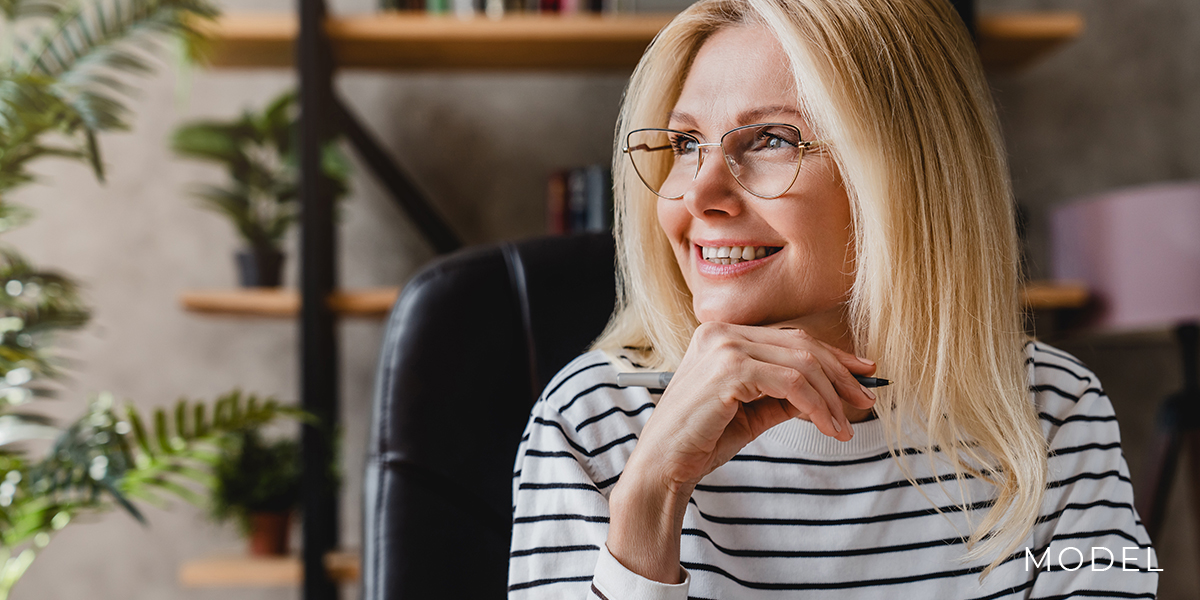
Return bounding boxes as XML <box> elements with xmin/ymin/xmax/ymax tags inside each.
<box><xmin>671</xmin><ymin>25</ymin><xmax>803</xmax><ymax>131</ymax></box>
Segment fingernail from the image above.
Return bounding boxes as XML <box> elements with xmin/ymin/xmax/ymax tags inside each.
<box><xmin>832</xmin><ymin>419</ymin><xmax>842</xmax><ymax>433</ymax></box>
<box><xmin>861</xmin><ymin>384</ymin><xmax>876</xmax><ymax>400</ymax></box>
<box><xmin>857</xmin><ymin>356</ymin><xmax>875</xmax><ymax>366</ymax></box>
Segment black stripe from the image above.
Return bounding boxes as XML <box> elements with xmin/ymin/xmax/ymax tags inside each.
<box><xmin>682</xmin><ymin>527</ymin><xmax>970</xmax><ymax>558</ymax></box>
<box><xmin>965</xmin><ymin>579</ymin><xmax>1035</xmax><ymax>600</ymax></box>
<box><xmin>1050</xmin><ymin>528</ymin><xmax>1146</xmax><ymax>546</ymax></box>
<box><xmin>1037</xmin><ymin>500</ymin><xmax>1136</xmax><ymax>525</ymax></box>
<box><xmin>1031</xmin><ymin>591</ymin><xmax>1156</xmax><ymax>600</ymax></box>
<box><xmin>510</xmin><ymin>544</ymin><xmax>599</xmax><ymax>558</ymax></box>
<box><xmin>691</xmin><ymin>498</ymin><xmax>995</xmax><ymax>527</ymax></box>
<box><xmin>1032</xmin><ymin>384</ymin><xmax>1106</xmax><ymax>404</ymax></box>
<box><xmin>532</xmin><ymin>416</ymin><xmax>638</xmax><ymax>457</ymax></box>
<box><xmin>1040</xmin><ymin>558</ymin><xmax>1155</xmax><ymax>572</ymax></box>
<box><xmin>693</xmin><ymin>471</ymin><xmax>975</xmax><ymax>496</ymax></box>
<box><xmin>590</xmin><ymin>582</ymin><xmax>610</xmax><ymax>600</ymax></box>
<box><xmin>1051</xmin><ymin>442</ymin><xmax>1121</xmax><ymax>457</ymax></box>
<box><xmin>729</xmin><ymin>445</ymin><xmax>934</xmax><ymax>467</ymax></box>
<box><xmin>513</xmin><ymin>513</ymin><xmax>610</xmax><ymax>525</ymax></box>
<box><xmin>679</xmin><ymin>539</ymin><xmax>1152</xmax><ymax>592</ymax></box>
<box><xmin>525</xmin><ymin>449</ymin><xmax>577</xmax><ymax>458</ymax></box>
<box><xmin>507</xmin><ymin>574</ymin><xmax>593</xmax><ymax>592</ymax></box>
<box><xmin>543</xmin><ymin>361</ymin><xmax>608</xmax><ymax>400</ymax></box>
<box><xmin>596</xmin><ymin>473</ymin><xmax>621</xmax><ymax>489</ymax></box>
<box><xmin>1046</xmin><ymin>470</ymin><xmax>1131</xmax><ymax>490</ymax></box>
<box><xmin>519</xmin><ymin>482</ymin><xmax>604</xmax><ymax>494</ymax></box>
<box><xmin>679</xmin><ymin>558</ymin><xmax>991</xmax><ymax>590</ymax></box>
<box><xmin>576</xmin><ymin>401</ymin><xmax>656</xmax><ymax>431</ymax></box>
<box><xmin>560</xmin><ymin>382</ymin><xmax>625</xmax><ymax>413</ymax></box>
<box><xmin>1033</xmin><ymin>361</ymin><xmax>1095</xmax><ymax>383</ymax></box>
<box><xmin>1040</xmin><ymin>412</ymin><xmax>1117</xmax><ymax>427</ymax></box>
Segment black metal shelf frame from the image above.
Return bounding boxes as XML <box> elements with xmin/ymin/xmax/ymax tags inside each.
<box><xmin>296</xmin><ymin>0</ymin><xmax>463</xmax><ymax>598</ymax></box>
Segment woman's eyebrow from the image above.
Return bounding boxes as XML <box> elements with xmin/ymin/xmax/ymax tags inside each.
<box><xmin>667</xmin><ymin>106</ymin><xmax>807</xmax><ymax>129</ymax></box>
<box><xmin>738</xmin><ymin>105</ymin><xmax>806</xmax><ymax>123</ymax></box>
<box><xmin>667</xmin><ymin>111</ymin><xmax>698</xmax><ymax>128</ymax></box>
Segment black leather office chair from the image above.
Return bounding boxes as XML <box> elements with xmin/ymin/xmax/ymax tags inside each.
<box><xmin>363</xmin><ymin>233</ymin><xmax>617</xmax><ymax>600</ymax></box>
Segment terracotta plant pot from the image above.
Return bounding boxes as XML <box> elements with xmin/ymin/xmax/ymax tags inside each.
<box><xmin>248</xmin><ymin>511</ymin><xmax>291</xmax><ymax>556</ymax></box>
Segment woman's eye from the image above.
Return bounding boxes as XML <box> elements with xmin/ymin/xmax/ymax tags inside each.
<box><xmin>755</xmin><ymin>130</ymin><xmax>798</xmax><ymax>150</ymax></box>
<box><xmin>669</xmin><ymin>135</ymin><xmax>698</xmax><ymax>155</ymax></box>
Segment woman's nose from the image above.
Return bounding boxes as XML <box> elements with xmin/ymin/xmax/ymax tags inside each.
<box><xmin>682</xmin><ymin>146</ymin><xmax>744</xmax><ymax>218</ymax></box>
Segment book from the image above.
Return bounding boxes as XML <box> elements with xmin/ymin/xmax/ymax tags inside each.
<box><xmin>546</xmin><ymin>165</ymin><xmax>613</xmax><ymax>234</ymax></box>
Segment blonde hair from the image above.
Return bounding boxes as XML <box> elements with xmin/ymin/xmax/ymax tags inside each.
<box><xmin>593</xmin><ymin>0</ymin><xmax>1044</xmax><ymax>579</ymax></box>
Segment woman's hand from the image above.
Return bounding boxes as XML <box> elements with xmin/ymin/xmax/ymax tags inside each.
<box><xmin>607</xmin><ymin>322</ymin><xmax>877</xmax><ymax>583</ymax></box>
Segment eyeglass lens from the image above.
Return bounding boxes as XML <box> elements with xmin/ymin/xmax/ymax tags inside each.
<box><xmin>626</xmin><ymin>124</ymin><xmax>804</xmax><ymax>199</ymax></box>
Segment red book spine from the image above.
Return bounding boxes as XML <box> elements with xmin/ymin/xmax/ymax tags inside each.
<box><xmin>546</xmin><ymin>170</ymin><xmax>567</xmax><ymax>234</ymax></box>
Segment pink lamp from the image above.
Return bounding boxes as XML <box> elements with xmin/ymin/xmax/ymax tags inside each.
<box><xmin>1051</xmin><ymin>181</ymin><xmax>1200</xmax><ymax>330</ymax></box>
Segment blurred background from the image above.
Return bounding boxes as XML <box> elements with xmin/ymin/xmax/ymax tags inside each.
<box><xmin>3</xmin><ymin>0</ymin><xmax>1198</xmax><ymax>598</ymax></box>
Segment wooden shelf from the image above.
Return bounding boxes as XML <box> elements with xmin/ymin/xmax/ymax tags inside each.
<box><xmin>180</xmin><ymin>288</ymin><xmax>400</xmax><ymax>318</ymax></box>
<box><xmin>179</xmin><ymin>551</ymin><xmax>360</xmax><ymax>587</ymax></box>
<box><xmin>199</xmin><ymin>12</ymin><xmax>673</xmax><ymax>70</ymax></box>
<box><xmin>977</xmin><ymin>12</ymin><xmax>1084</xmax><ymax>72</ymax></box>
<box><xmin>1022</xmin><ymin>280</ymin><xmax>1089</xmax><ymax>311</ymax></box>
<box><xmin>199</xmin><ymin>11</ymin><xmax>1082</xmax><ymax>72</ymax></box>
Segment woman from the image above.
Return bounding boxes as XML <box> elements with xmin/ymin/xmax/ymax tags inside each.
<box><xmin>509</xmin><ymin>0</ymin><xmax>1158</xmax><ymax>597</ymax></box>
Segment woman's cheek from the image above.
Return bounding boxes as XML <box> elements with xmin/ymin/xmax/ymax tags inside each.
<box><xmin>656</xmin><ymin>199</ymin><xmax>691</xmax><ymax>253</ymax></box>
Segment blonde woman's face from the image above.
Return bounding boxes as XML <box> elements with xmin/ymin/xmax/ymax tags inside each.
<box><xmin>658</xmin><ymin>25</ymin><xmax>855</xmax><ymax>342</ymax></box>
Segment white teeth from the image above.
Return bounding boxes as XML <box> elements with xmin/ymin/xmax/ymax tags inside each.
<box><xmin>700</xmin><ymin>245</ymin><xmax>775</xmax><ymax>265</ymax></box>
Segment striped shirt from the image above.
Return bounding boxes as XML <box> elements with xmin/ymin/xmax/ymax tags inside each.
<box><xmin>509</xmin><ymin>341</ymin><xmax>1159</xmax><ymax>599</ymax></box>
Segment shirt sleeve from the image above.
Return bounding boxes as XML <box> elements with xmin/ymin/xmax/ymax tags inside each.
<box><xmin>1026</xmin><ymin>353</ymin><xmax>1159</xmax><ymax>599</ymax></box>
<box><xmin>508</xmin><ymin>393</ymin><xmax>691</xmax><ymax>600</ymax></box>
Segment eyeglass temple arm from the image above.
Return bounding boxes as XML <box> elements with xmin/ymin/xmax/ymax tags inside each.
<box><xmin>623</xmin><ymin>142</ymin><xmax>672</xmax><ymax>153</ymax></box>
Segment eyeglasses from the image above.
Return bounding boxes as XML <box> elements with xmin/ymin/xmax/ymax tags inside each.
<box><xmin>622</xmin><ymin>123</ymin><xmax>825</xmax><ymax>200</ymax></box>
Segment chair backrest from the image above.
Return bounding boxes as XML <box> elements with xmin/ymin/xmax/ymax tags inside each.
<box><xmin>362</xmin><ymin>233</ymin><xmax>617</xmax><ymax>600</ymax></box>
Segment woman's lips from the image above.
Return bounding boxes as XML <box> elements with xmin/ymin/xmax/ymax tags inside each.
<box><xmin>693</xmin><ymin>243</ymin><xmax>783</xmax><ymax>277</ymax></box>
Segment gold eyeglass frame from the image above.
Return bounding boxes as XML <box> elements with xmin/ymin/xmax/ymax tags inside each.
<box><xmin>624</xmin><ymin>123</ymin><xmax>820</xmax><ymax>200</ymax></box>
<box><xmin>622</xmin><ymin>122</ymin><xmax>827</xmax><ymax>200</ymax></box>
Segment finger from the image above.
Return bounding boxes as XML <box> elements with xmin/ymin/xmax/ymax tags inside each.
<box><xmin>746</xmin><ymin>360</ymin><xmax>849</xmax><ymax>441</ymax></box>
<box><xmin>783</xmin><ymin>348</ymin><xmax>853</xmax><ymax>438</ymax></box>
<box><xmin>744</xmin><ymin>340</ymin><xmax>870</xmax><ymax>419</ymax></box>
<box><xmin>811</xmin><ymin>336</ymin><xmax>877</xmax><ymax>375</ymax></box>
<box><xmin>750</xmin><ymin>327</ymin><xmax>877</xmax><ymax>374</ymax></box>
<box><xmin>805</xmin><ymin>343</ymin><xmax>877</xmax><ymax>411</ymax></box>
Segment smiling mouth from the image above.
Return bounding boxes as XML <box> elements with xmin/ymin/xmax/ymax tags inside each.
<box><xmin>699</xmin><ymin>244</ymin><xmax>783</xmax><ymax>265</ymax></box>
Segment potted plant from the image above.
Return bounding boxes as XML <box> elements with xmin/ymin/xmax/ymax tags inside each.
<box><xmin>209</xmin><ymin>429</ymin><xmax>302</xmax><ymax>555</ymax></box>
<box><xmin>171</xmin><ymin>91</ymin><xmax>352</xmax><ymax>287</ymax></box>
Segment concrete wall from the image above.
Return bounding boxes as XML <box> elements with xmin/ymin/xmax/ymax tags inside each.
<box><xmin>4</xmin><ymin>0</ymin><xmax>1198</xmax><ymax>598</ymax></box>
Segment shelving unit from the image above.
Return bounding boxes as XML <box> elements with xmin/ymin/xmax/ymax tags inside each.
<box><xmin>188</xmin><ymin>4</ymin><xmax>1084</xmax><ymax>598</ymax></box>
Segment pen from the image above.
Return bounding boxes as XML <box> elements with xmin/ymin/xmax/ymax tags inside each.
<box><xmin>615</xmin><ymin>371</ymin><xmax>891</xmax><ymax>389</ymax></box>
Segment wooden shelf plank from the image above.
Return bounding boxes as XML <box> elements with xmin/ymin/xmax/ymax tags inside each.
<box><xmin>1022</xmin><ymin>280</ymin><xmax>1089</xmax><ymax>311</ymax></box>
<box><xmin>179</xmin><ymin>551</ymin><xmax>360</xmax><ymax>587</ymax></box>
<box><xmin>200</xmin><ymin>12</ymin><xmax>673</xmax><ymax>70</ymax></box>
<box><xmin>200</xmin><ymin>11</ymin><xmax>1082</xmax><ymax>72</ymax></box>
<box><xmin>977</xmin><ymin>12</ymin><xmax>1084</xmax><ymax>72</ymax></box>
<box><xmin>180</xmin><ymin>288</ymin><xmax>400</xmax><ymax>318</ymax></box>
